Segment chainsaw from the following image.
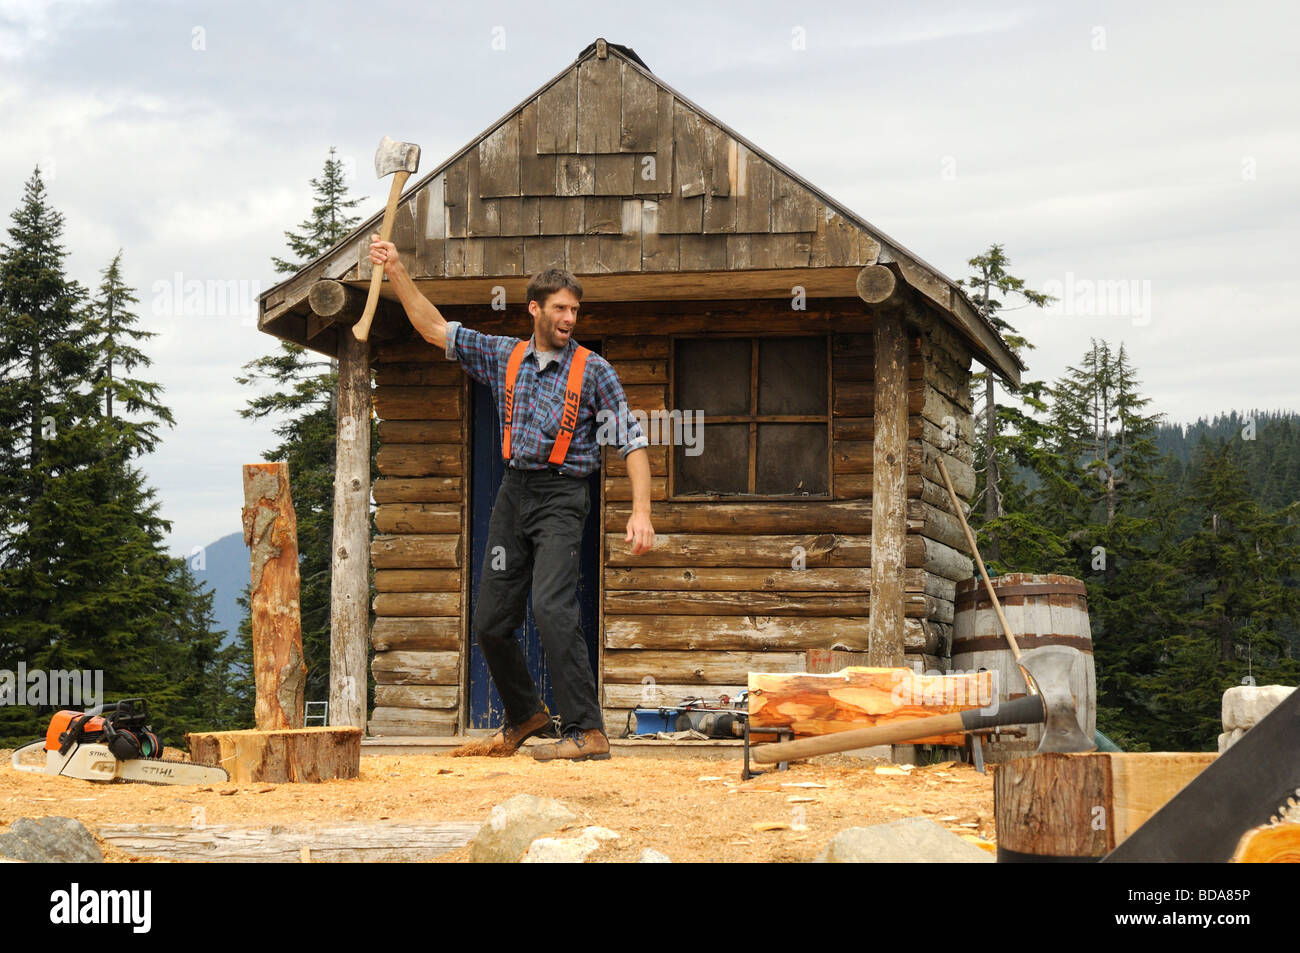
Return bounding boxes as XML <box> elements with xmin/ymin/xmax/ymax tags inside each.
<box><xmin>10</xmin><ymin>698</ymin><xmax>229</xmax><ymax>786</ymax></box>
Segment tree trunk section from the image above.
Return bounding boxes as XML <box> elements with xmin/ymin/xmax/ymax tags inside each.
<box><xmin>1232</xmin><ymin>823</ymin><xmax>1300</xmax><ymax>863</ymax></box>
<box><xmin>994</xmin><ymin>752</ymin><xmax>1217</xmax><ymax>861</ymax></box>
<box><xmin>749</xmin><ymin>666</ymin><xmax>994</xmax><ymax>745</ymax></box>
<box><xmin>187</xmin><ymin>726</ymin><xmax>362</xmax><ymax>783</ymax></box>
<box><xmin>331</xmin><ymin>331</ymin><xmax>371</xmax><ymax>729</ymax></box>
<box><xmin>983</xmin><ymin>373</ymin><xmax>1000</xmax><ymax>564</ymax></box>
<box><xmin>242</xmin><ymin>462</ymin><xmax>307</xmax><ymax>730</ymax></box>
<box><xmin>870</xmin><ymin>312</ymin><xmax>909</xmax><ymax>666</ymax></box>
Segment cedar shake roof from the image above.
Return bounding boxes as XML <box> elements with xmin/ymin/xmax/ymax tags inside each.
<box><xmin>259</xmin><ymin>38</ymin><xmax>1021</xmax><ymax>384</ymax></box>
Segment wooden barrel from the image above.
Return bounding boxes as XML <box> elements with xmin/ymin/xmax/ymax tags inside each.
<box><xmin>952</xmin><ymin>573</ymin><xmax>1095</xmax><ymax>762</ymax></box>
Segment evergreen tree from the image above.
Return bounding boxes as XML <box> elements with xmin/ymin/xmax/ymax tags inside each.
<box><xmin>958</xmin><ymin>244</ymin><xmax>1054</xmax><ymax>564</ymax></box>
<box><xmin>271</xmin><ymin>147</ymin><xmax>363</xmax><ymax>275</ymax></box>
<box><xmin>0</xmin><ymin>171</ymin><xmax>239</xmax><ymax>745</ymax></box>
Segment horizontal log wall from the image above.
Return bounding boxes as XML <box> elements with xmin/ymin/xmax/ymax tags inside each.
<box><xmin>906</xmin><ymin>316</ymin><xmax>978</xmax><ymax>670</ymax></box>
<box><xmin>368</xmin><ymin>346</ymin><xmax>466</xmax><ymax>736</ymax></box>
<box><xmin>361</xmin><ymin>298</ymin><xmax>980</xmax><ymax>734</ymax></box>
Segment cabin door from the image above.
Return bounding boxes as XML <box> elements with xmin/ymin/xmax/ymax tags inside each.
<box><xmin>466</xmin><ymin>343</ymin><xmax>602</xmax><ymax>730</ymax></box>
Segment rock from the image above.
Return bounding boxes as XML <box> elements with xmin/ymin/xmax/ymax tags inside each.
<box><xmin>520</xmin><ymin>826</ymin><xmax>619</xmax><ymax>864</ymax></box>
<box><xmin>637</xmin><ymin>848</ymin><xmax>672</xmax><ymax>863</ymax></box>
<box><xmin>469</xmin><ymin>794</ymin><xmax>577</xmax><ymax>863</ymax></box>
<box><xmin>1218</xmin><ymin>728</ymin><xmax>1247</xmax><ymax>753</ymax></box>
<box><xmin>815</xmin><ymin>817</ymin><xmax>994</xmax><ymax>863</ymax></box>
<box><xmin>1222</xmin><ymin>685</ymin><xmax>1295</xmax><ymax>731</ymax></box>
<box><xmin>0</xmin><ymin>817</ymin><xmax>104</xmax><ymax>863</ymax></box>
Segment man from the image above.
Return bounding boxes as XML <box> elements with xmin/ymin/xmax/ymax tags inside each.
<box><xmin>369</xmin><ymin>235</ymin><xmax>655</xmax><ymax>761</ymax></box>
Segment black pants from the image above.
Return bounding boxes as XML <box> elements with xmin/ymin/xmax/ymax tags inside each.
<box><xmin>472</xmin><ymin>466</ymin><xmax>602</xmax><ymax>733</ymax></box>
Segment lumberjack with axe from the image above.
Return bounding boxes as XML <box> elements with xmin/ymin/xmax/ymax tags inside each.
<box><xmin>369</xmin><ymin>236</ymin><xmax>655</xmax><ymax>762</ymax></box>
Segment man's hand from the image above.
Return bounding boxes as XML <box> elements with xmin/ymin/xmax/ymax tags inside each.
<box><xmin>369</xmin><ymin>233</ymin><xmax>449</xmax><ymax>349</ymax></box>
<box><xmin>369</xmin><ymin>233</ymin><xmax>401</xmax><ymax>276</ymax></box>
<box><xmin>626</xmin><ymin>511</ymin><xmax>655</xmax><ymax>556</ymax></box>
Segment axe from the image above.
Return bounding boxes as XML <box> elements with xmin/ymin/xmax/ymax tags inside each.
<box><xmin>752</xmin><ymin>457</ymin><xmax>1094</xmax><ymax>764</ymax></box>
<box><xmin>352</xmin><ymin>135</ymin><xmax>421</xmax><ymax>342</ymax></box>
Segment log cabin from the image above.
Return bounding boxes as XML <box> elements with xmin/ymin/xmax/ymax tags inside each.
<box><xmin>256</xmin><ymin>39</ymin><xmax>1023</xmax><ymax>738</ymax></box>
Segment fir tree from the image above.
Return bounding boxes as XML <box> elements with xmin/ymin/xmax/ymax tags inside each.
<box><xmin>958</xmin><ymin>244</ymin><xmax>1054</xmax><ymax>564</ymax></box>
<box><xmin>271</xmin><ymin>147</ymin><xmax>363</xmax><ymax>275</ymax></box>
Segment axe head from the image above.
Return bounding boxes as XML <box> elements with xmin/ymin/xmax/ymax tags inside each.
<box><xmin>374</xmin><ymin>136</ymin><xmax>421</xmax><ymax>179</ymax></box>
<box><xmin>1018</xmin><ymin>645</ymin><xmax>1097</xmax><ymax>754</ymax></box>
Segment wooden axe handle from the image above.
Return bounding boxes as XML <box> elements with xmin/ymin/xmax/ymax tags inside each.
<box><xmin>353</xmin><ymin>169</ymin><xmax>411</xmax><ymax>342</ymax></box>
<box><xmin>750</xmin><ymin>694</ymin><xmax>1045</xmax><ymax>764</ymax></box>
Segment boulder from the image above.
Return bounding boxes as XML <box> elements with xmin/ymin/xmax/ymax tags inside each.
<box><xmin>468</xmin><ymin>794</ymin><xmax>577</xmax><ymax>863</ymax></box>
<box><xmin>520</xmin><ymin>826</ymin><xmax>619</xmax><ymax>864</ymax></box>
<box><xmin>816</xmin><ymin>817</ymin><xmax>994</xmax><ymax>863</ymax></box>
<box><xmin>0</xmin><ymin>817</ymin><xmax>103</xmax><ymax>863</ymax></box>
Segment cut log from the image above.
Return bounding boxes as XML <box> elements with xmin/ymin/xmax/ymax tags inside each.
<box><xmin>1232</xmin><ymin>823</ymin><xmax>1300</xmax><ymax>863</ymax></box>
<box><xmin>96</xmin><ymin>821</ymin><xmax>479</xmax><ymax>862</ymax></box>
<box><xmin>748</xmin><ymin>667</ymin><xmax>995</xmax><ymax>745</ymax></box>
<box><xmin>241</xmin><ymin>463</ymin><xmax>307</xmax><ymax>730</ymax></box>
<box><xmin>994</xmin><ymin>752</ymin><xmax>1218</xmax><ymax>861</ymax></box>
<box><xmin>187</xmin><ymin>726</ymin><xmax>362</xmax><ymax>784</ymax></box>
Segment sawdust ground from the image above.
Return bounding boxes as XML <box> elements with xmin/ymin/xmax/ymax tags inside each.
<box><xmin>0</xmin><ymin>749</ymin><xmax>994</xmax><ymax>863</ymax></box>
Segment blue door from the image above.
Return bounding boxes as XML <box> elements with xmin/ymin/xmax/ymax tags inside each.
<box><xmin>467</xmin><ymin>344</ymin><xmax>602</xmax><ymax>729</ymax></box>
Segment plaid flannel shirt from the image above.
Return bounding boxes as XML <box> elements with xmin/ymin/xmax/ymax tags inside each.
<box><xmin>444</xmin><ymin>321</ymin><xmax>649</xmax><ymax>478</ymax></box>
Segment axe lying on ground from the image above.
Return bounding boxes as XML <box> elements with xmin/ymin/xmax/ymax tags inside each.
<box><xmin>752</xmin><ymin>457</ymin><xmax>1095</xmax><ymax>764</ymax></box>
<box><xmin>352</xmin><ymin>135</ymin><xmax>421</xmax><ymax>342</ymax></box>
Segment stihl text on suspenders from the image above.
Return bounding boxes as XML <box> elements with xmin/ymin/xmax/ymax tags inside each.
<box><xmin>502</xmin><ymin>340</ymin><xmax>590</xmax><ymax>467</ymax></box>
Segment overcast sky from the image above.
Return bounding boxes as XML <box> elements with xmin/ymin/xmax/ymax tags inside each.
<box><xmin>2</xmin><ymin>0</ymin><xmax>1296</xmax><ymax>555</ymax></box>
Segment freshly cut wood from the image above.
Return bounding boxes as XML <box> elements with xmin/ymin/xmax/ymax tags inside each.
<box><xmin>748</xmin><ymin>667</ymin><xmax>995</xmax><ymax>745</ymax></box>
<box><xmin>188</xmin><ymin>726</ymin><xmax>362</xmax><ymax>784</ymax></box>
<box><xmin>96</xmin><ymin>821</ymin><xmax>480</xmax><ymax>863</ymax></box>
<box><xmin>241</xmin><ymin>463</ymin><xmax>307</xmax><ymax>730</ymax></box>
<box><xmin>994</xmin><ymin>752</ymin><xmax>1218</xmax><ymax>860</ymax></box>
<box><xmin>1232</xmin><ymin>823</ymin><xmax>1300</xmax><ymax>863</ymax></box>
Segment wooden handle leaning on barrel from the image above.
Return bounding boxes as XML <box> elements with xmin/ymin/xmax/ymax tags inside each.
<box><xmin>750</xmin><ymin>694</ymin><xmax>1046</xmax><ymax>764</ymax></box>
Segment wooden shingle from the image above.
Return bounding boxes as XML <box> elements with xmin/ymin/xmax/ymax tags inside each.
<box><xmin>577</xmin><ymin>55</ymin><xmax>622</xmax><ymax>153</ymax></box>
<box><xmin>478</xmin><ymin>120</ymin><xmax>520</xmax><ymax>198</ymax></box>
<box><xmin>536</xmin><ymin>69</ymin><xmax>578</xmax><ymax>154</ymax></box>
<box><xmin>518</xmin><ymin>101</ymin><xmax>557</xmax><ymax>195</ymax></box>
<box><xmin>620</xmin><ymin>61</ymin><xmax>658</xmax><ymax>152</ymax></box>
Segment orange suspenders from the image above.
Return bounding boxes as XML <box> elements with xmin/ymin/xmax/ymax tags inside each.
<box><xmin>501</xmin><ymin>341</ymin><xmax>591</xmax><ymax>467</ymax></box>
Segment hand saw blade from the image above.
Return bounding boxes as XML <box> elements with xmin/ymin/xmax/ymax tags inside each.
<box><xmin>1101</xmin><ymin>684</ymin><xmax>1300</xmax><ymax>862</ymax></box>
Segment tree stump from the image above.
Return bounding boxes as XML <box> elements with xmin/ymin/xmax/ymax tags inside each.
<box><xmin>242</xmin><ymin>462</ymin><xmax>307</xmax><ymax>730</ymax></box>
<box><xmin>188</xmin><ymin>726</ymin><xmax>362</xmax><ymax>783</ymax></box>
<box><xmin>1232</xmin><ymin>823</ymin><xmax>1300</xmax><ymax>862</ymax></box>
<box><xmin>994</xmin><ymin>752</ymin><xmax>1217</xmax><ymax>861</ymax></box>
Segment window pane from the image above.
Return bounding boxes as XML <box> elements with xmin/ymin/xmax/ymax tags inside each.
<box><xmin>675</xmin><ymin>424</ymin><xmax>749</xmax><ymax>495</ymax></box>
<box><xmin>755</xmin><ymin>424</ymin><xmax>828</xmax><ymax>495</ymax></box>
<box><xmin>675</xmin><ymin>339</ymin><xmax>751</xmax><ymax>416</ymax></box>
<box><xmin>758</xmin><ymin>337</ymin><xmax>825</xmax><ymax>415</ymax></box>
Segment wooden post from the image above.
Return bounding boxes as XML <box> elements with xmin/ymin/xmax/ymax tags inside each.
<box><xmin>329</xmin><ymin>328</ymin><xmax>371</xmax><ymax>729</ymax></box>
<box><xmin>869</xmin><ymin>310</ymin><xmax>909</xmax><ymax>667</ymax></box>
<box><xmin>241</xmin><ymin>463</ymin><xmax>307</xmax><ymax>729</ymax></box>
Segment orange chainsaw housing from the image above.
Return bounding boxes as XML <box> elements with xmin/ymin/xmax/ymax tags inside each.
<box><xmin>45</xmin><ymin>710</ymin><xmax>103</xmax><ymax>751</ymax></box>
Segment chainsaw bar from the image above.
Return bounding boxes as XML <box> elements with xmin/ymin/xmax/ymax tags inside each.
<box><xmin>11</xmin><ymin>740</ymin><xmax>229</xmax><ymax>786</ymax></box>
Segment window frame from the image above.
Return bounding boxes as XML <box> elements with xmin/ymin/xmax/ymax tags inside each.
<box><xmin>667</xmin><ymin>332</ymin><xmax>833</xmax><ymax>500</ymax></box>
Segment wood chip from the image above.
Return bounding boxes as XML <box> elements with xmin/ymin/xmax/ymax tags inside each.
<box><xmin>874</xmin><ymin>766</ymin><xmax>912</xmax><ymax>776</ymax></box>
<box><xmin>780</xmin><ymin>782</ymin><xmax>828</xmax><ymax>789</ymax></box>
<box><xmin>697</xmin><ymin>776</ymin><xmax>724</xmax><ymax>782</ymax></box>
<box><xmin>787</xmin><ymin>796</ymin><xmax>816</xmax><ymax>803</ymax></box>
<box><xmin>752</xmin><ymin>821</ymin><xmax>792</xmax><ymax>832</ymax></box>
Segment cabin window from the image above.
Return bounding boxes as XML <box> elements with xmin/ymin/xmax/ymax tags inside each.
<box><xmin>671</xmin><ymin>335</ymin><xmax>829</xmax><ymax>497</ymax></box>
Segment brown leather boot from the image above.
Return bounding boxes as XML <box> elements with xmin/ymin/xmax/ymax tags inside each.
<box><xmin>531</xmin><ymin>728</ymin><xmax>611</xmax><ymax>762</ymax></box>
<box><xmin>450</xmin><ymin>710</ymin><xmax>554</xmax><ymax>757</ymax></box>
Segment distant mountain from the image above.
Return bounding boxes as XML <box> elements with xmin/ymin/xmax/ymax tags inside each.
<box><xmin>185</xmin><ymin>532</ymin><xmax>249</xmax><ymax>649</ymax></box>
